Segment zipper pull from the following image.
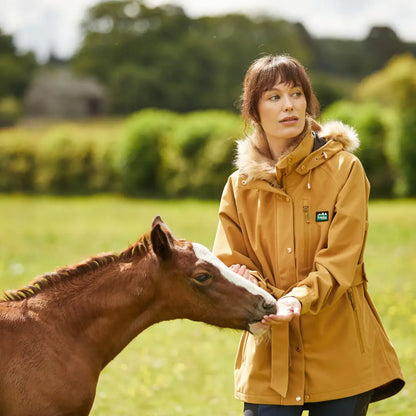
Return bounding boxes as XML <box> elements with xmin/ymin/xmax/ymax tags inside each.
<box><xmin>347</xmin><ymin>289</ymin><xmax>356</xmax><ymax>310</ymax></box>
<box><xmin>303</xmin><ymin>205</ymin><xmax>310</xmax><ymax>224</ymax></box>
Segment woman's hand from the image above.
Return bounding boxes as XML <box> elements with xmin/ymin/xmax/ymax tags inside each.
<box><xmin>229</xmin><ymin>266</ymin><xmax>300</xmax><ymax>323</ymax></box>
<box><xmin>261</xmin><ymin>296</ymin><xmax>301</xmax><ymax>323</ymax></box>
<box><xmin>229</xmin><ymin>264</ymin><xmax>259</xmax><ymax>286</ymax></box>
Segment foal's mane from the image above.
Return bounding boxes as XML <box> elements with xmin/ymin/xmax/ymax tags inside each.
<box><xmin>1</xmin><ymin>232</ymin><xmax>152</xmax><ymax>302</ymax></box>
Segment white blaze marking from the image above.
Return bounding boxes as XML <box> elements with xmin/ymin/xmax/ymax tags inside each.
<box><xmin>192</xmin><ymin>243</ymin><xmax>275</xmax><ymax>304</ymax></box>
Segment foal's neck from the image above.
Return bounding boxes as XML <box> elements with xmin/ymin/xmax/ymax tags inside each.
<box><xmin>90</xmin><ymin>257</ymin><xmax>164</xmax><ymax>367</ymax></box>
<box><xmin>33</xmin><ymin>246</ymin><xmax>162</xmax><ymax>370</ymax></box>
<box><xmin>84</xmin><ymin>256</ymin><xmax>161</xmax><ymax>367</ymax></box>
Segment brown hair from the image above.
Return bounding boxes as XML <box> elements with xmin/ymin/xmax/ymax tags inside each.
<box><xmin>241</xmin><ymin>55</ymin><xmax>320</xmax><ymax>125</ymax></box>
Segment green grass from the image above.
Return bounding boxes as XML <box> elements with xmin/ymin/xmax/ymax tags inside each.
<box><xmin>0</xmin><ymin>195</ymin><xmax>414</xmax><ymax>415</ymax></box>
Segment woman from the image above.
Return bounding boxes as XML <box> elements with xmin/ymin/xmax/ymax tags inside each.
<box><xmin>213</xmin><ymin>55</ymin><xmax>404</xmax><ymax>416</ymax></box>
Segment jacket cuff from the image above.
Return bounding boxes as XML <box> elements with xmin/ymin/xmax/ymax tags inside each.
<box><xmin>284</xmin><ymin>285</ymin><xmax>312</xmax><ymax>314</ymax></box>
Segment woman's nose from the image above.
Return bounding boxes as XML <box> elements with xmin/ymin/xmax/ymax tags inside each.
<box><xmin>282</xmin><ymin>95</ymin><xmax>293</xmax><ymax>110</ymax></box>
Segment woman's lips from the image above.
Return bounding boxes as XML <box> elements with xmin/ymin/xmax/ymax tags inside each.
<box><xmin>279</xmin><ymin>116</ymin><xmax>299</xmax><ymax>125</ymax></box>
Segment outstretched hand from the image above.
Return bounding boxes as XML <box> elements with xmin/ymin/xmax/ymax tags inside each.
<box><xmin>229</xmin><ymin>265</ymin><xmax>301</xmax><ymax>324</ymax></box>
<box><xmin>261</xmin><ymin>296</ymin><xmax>301</xmax><ymax>323</ymax></box>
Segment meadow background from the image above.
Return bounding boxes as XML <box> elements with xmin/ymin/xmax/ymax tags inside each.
<box><xmin>0</xmin><ymin>195</ymin><xmax>414</xmax><ymax>416</ymax></box>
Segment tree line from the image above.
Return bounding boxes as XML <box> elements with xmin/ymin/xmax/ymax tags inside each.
<box><xmin>72</xmin><ymin>0</ymin><xmax>416</xmax><ymax>114</ymax></box>
<box><xmin>0</xmin><ymin>30</ymin><xmax>37</xmax><ymax>125</ymax></box>
<box><xmin>1</xmin><ymin>0</ymin><xmax>415</xmax><ymax>119</ymax></box>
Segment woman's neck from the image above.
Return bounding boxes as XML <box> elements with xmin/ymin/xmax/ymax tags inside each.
<box><xmin>267</xmin><ymin>135</ymin><xmax>303</xmax><ymax>161</ymax></box>
<box><xmin>261</xmin><ymin>122</ymin><xmax>309</xmax><ymax>162</ymax></box>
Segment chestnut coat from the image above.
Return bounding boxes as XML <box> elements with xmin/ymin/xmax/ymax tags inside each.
<box><xmin>213</xmin><ymin>121</ymin><xmax>404</xmax><ymax>405</ymax></box>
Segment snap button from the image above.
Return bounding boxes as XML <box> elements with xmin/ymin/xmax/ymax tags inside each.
<box><xmin>301</xmin><ymin>165</ymin><xmax>305</xmax><ymax>170</ymax></box>
<box><xmin>287</xmin><ymin>247</ymin><xmax>292</xmax><ymax>254</ymax></box>
<box><xmin>296</xmin><ymin>346</ymin><xmax>301</xmax><ymax>352</ymax></box>
<box><xmin>295</xmin><ymin>395</ymin><xmax>302</xmax><ymax>402</ymax></box>
<box><xmin>305</xmin><ymin>394</ymin><xmax>310</xmax><ymax>400</ymax></box>
<box><xmin>241</xmin><ymin>180</ymin><xmax>247</xmax><ymax>185</ymax></box>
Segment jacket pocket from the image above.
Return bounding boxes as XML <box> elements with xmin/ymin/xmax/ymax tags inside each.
<box><xmin>347</xmin><ymin>288</ymin><xmax>365</xmax><ymax>354</ymax></box>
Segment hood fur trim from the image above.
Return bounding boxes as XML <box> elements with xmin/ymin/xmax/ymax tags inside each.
<box><xmin>319</xmin><ymin>120</ymin><xmax>359</xmax><ymax>152</ymax></box>
<box><xmin>236</xmin><ymin>138</ymin><xmax>279</xmax><ymax>184</ymax></box>
<box><xmin>235</xmin><ymin>120</ymin><xmax>360</xmax><ymax>185</ymax></box>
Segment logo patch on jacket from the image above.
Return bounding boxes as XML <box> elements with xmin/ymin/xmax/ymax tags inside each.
<box><xmin>316</xmin><ymin>211</ymin><xmax>329</xmax><ymax>222</ymax></box>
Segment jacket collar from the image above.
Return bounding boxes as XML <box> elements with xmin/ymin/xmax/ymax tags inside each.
<box><xmin>235</xmin><ymin>120</ymin><xmax>359</xmax><ymax>188</ymax></box>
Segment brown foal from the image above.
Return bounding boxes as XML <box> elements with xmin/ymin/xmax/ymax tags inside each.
<box><xmin>0</xmin><ymin>216</ymin><xmax>276</xmax><ymax>415</ymax></box>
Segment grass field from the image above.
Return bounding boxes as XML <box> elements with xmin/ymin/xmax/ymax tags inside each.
<box><xmin>0</xmin><ymin>195</ymin><xmax>414</xmax><ymax>415</ymax></box>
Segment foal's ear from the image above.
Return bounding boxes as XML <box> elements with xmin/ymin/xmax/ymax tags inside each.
<box><xmin>151</xmin><ymin>217</ymin><xmax>174</xmax><ymax>261</ymax></box>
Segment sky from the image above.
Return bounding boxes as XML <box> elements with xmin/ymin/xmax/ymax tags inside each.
<box><xmin>1</xmin><ymin>0</ymin><xmax>416</xmax><ymax>62</ymax></box>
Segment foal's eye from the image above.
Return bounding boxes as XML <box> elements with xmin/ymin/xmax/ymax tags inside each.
<box><xmin>193</xmin><ymin>273</ymin><xmax>212</xmax><ymax>284</ymax></box>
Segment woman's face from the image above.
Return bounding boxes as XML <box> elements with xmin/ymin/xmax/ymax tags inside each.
<box><xmin>257</xmin><ymin>80</ymin><xmax>307</xmax><ymax>143</ymax></box>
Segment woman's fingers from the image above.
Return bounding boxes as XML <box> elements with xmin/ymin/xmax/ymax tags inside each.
<box><xmin>261</xmin><ymin>297</ymin><xmax>301</xmax><ymax>323</ymax></box>
<box><xmin>229</xmin><ymin>264</ymin><xmax>256</xmax><ymax>282</ymax></box>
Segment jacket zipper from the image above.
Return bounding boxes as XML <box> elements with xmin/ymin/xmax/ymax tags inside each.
<box><xmin>303</xmin><ymin>200</ymin><xmax>310</xmax><ymax>270</ymax></box>
<box><xmin>303</xmin><ymin>204</ymin><xmax>310</xmax><ymax>224</ymax></box>
<box><xmin>347</xmin><ymin>288</ymin><xmax>365</xmax><ymax>354</ymax></box>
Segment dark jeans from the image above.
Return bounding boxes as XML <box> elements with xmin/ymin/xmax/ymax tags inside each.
<box><xmin>244</xmin><ymin>391</ymin><xmax>373</xmax><ymax>416</ymax></box>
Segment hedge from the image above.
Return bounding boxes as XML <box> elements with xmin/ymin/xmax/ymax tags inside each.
<box><xmin>0</xmin><ymin>107</ymin><xmax>410</xmax><ymax>198</ymax></box>
<box><xmin>0</xmin><ymin>111</ymin><xmax>243</xmax><ymax>198</ymax></box>
<box><xmin>322</xmin><ymin>101</ymin><xmax>395</xmax><ymax>198</ymax></box>
<box><xmin>158</xmin><ymin>110</ymin><xmax>242</xmax><ymax>198</ymax></box>
<box><xmin>0</xmin><ymin>120</ymin><xmax>121</xmax><ymax>194</ymax></box>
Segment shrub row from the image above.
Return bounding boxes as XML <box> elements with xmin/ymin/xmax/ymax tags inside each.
<box><xmin>116</xmin><ymin>109</ymin><xmax>243</xmax><ymax>198</ymax></box>
<box><xmin>0</xmin><ymin>107</ymin><xmax>413</xmax><ymax>198</ymax></box>
<box><xmin>0</xmin><ymin>110</ymin><xmax>243</xmax><ymax>198</ymax></box>
<box><xmin>322</xmin><ymin>101</ymin><xmax>396</xmax><ymax>198</ymax></box>
<box><xmin>0</xmin><ymin>120</ymin><xmax>120</xmax><ymax>194</ymax></box>
<box><xmin>322</xmin><ymin>100</ymin><xmax>416</xmax><ymax>198</ymax></box>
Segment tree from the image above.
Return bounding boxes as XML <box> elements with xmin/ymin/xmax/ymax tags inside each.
<box><xmin>322</xmin><ymin>100</ymin><xmax>395</xmax><ymax>198</ymax></box>
<box><xmin>0</xmin><ymin>30</ymin><xmax>37</xmax><ymax>98</ymax></box>
<box><xmin>364</xmin><ymin>26</ymin><xmax>406</xmax><ymax>73</ymax></box>
<box><xmin>355</xmin><ymin>54</ymin><xmax>416</xmax><ymax>109</ymax></box>
<box><xmin>0</xmin><ymin>29</ymin><xmax>38</xmax><ymax>124</ymax></box>
<box><xmin>355</xmin><ymin>54</ymin><xmax>416</xmax><ymax>196</ymax></box>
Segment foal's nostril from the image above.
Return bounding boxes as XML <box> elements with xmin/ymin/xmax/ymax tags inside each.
<box><xmin>262</xmin><ymin>300</ymin><xmax>277</xmax><ymax>314</ymax></box>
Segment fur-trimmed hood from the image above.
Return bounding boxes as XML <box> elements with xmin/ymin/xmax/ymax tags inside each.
<box><xmin>235</xmin><ymin>120</ymin><xmax>359</xmax><ymax>187</ymax></box>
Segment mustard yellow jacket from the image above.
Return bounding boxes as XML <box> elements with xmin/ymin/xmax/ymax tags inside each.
<box><xmin>213</xmin><ymin>121</ymin><xmax>404</xmax><ymax>405</ymax></box>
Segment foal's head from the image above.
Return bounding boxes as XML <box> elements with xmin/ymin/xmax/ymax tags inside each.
<box><xmin>148</xmin><ymin>217</ymin><xmax>276</xmax><ymax>331</ymax></box>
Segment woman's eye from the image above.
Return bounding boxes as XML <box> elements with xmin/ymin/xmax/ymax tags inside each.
<box><xmin>269</xmin><ymin>95</ymin><xmax>280</xmax><ymax>101</ymax></box>
<box><xmin>292</xmin><ymin>91</ymin><xmax>302</xmax><ymax>97</ymax></box>
<box><xmin>194</xmin><ymin>273</ymin><xmax>212</xmax><ymax>283</ymax></box>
